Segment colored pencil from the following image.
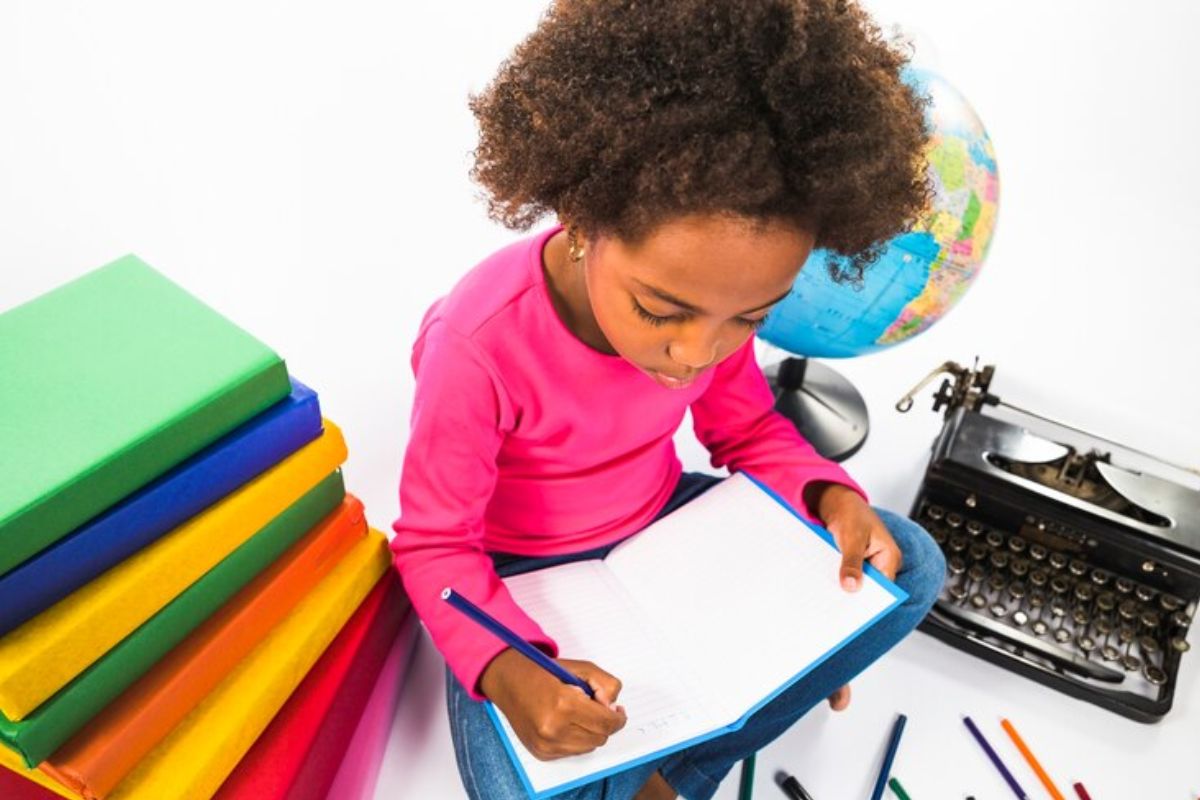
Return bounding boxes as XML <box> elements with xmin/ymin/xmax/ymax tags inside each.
<box><xmin>869</xmin><ymin>714</ymin><xmax>908</xmax><ymax>800</ymax></box>
<box><xmin>1001</xmin><ymin>718</ymin><xmax>1065</xmax><ymax>800</ymax></box>
<box><xmin>887</xmin><ymin>776</ymin><xmax>913</xmax><ymax>800</ymax></box>
<box><xmin>962</xmin><ymin>716</ymin><xmax>1029</xmax><ymax>800</ymax></box>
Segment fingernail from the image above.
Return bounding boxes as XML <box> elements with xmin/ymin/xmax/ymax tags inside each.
<box><xmin>842</xmin><ymin>575</ymin><xmax>860</xmax><ymax>591</ymax></box>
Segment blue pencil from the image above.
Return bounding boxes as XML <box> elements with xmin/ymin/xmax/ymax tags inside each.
<box><xmin>441</xmin><ymin>587</ymin><xmax>596</xmax><ymax>699</ymax></box>
<box><xmin>869</xmin><ymin>713</ymin><xmax>908</xmax><ymax>800</ymax></box>
<box><xmin>962</xmin><ymin>716</ymin><xmax>1030</xmax><ymax>800</ymax></box>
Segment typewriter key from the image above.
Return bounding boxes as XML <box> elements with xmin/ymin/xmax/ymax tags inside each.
<box><xmin>1096</xmin><ymin>592</ymin><xmax>1116</xmax><ymax>613</ymax></box>
<box><xmin>969</xmin><ymin>543</ymin><xmax>989</xmax><ymax>562</ymax></box>
<box><xmin>1115</xmin><ymin>577</ymin><xmax>1135</xmax><ymax>594</ymax></box>
<box><xmin>989</xmin><ymin>551</ymin><xmax>1009</xmax><ymax>571</ymax></box>
<box><xmin>1054</xmin><ymin>628</ymin><xmax>1072</xmax><ymax>644</ymax></box>
<box><xmin>970</xmin><ymin>594</ymin><xmax>987</xmax><ymax>610</ymax></box>
<box><xmin>1010</xmin><ymin>558</ymin><xmax>1029</xmax><ymax>578</ymax></box>
<box><xmin>1028</xmin><ymin>590</ymin><xmax>1046</xmax><ymax>609</ymax></box>
<box><xmin>931</xmin><ymin>528</ymin><xmax>947</xmax><ymax>546</ymax></box>
<box><xmin>1030</xmin><ymin>569</ymin><xmax>1049</xmax><ymax>588</ymax></box>
<box><xmin>1068</xmin><ymin>560</ymin><xmax>1088</xmax><ymax>578</ymax></box>
<box><xmin>1169</xmin><ymin>636</ymin><xmax>1190</xmax><ymax>653</ymax></box>
<box><xmin>1139</xmin><ymin>636</ymin><xmax>1160</xmax><ymax>655</ymax></box>
<box><xmin>1012</xmin><ymin>609</ymin><xmax>1029</xmax><ymax>627</ymax></box>
<box><xmin>966</xmin><ymin>519</ymin><xmax>983</xmax><ymax>536</ymax></box>
<box><xmin>1118</xmin><ymin>600</ymin><xmax>1138</xmax><ymax>622</ymax></box>
<box><xmin>949</xmin><ymin>535</ymin><xmax>968</xmax><ymax>553</ymax></box>
<box><xmin>926</xmin><ymin>504</ymin><xmax>945</xmax><ymax>521</ymax></box>
<box><xmin>1031</xmin><ymin>620</ymin><xmax>1049</xmax><ymax>637</ymax></box>
<box><xmin>1050</xmin><ymin>576</ymin><xmax>1070</xmax><ymax>596</ymax></box>
<box><xmin>1028</xmin><ymin>543</ymin><xmax>1048</xmax><ymax>561</ymax></box>
<box><xmin>1135</xmin><ymin>585</ymin><xmax>1156</xmax><ymax>603</ymax></box>
<box><xmin>1094</xmin><ymin>617</ymin><xmax>1114</xmax><ymax>636</ymax></box>
<box><xmin>1139</xmin><ymin>610</ymin><xmax>1160</xmax><ymax>630</ymax></box>
<box><xmin>985</xmin><ymin>530</ymin><xmax>1004</xmax><ymax>549</ymax></box>
<box><xmin>1159</xmin><ymin>594</ymin><xmax>1184</xmax><ymax>612</ymax></box>
<box><xmin>1077</xmin><ymin>634</ymin><xmax>1096</xmax><ymax>653</ymax></box>
<box><xmin>1074</xmin><ymin>584</ymin><xmax>1094</xmax><ymax>604</ymax></box>
<box><xmin>1049</xmin><ymin>598</ymin><xmax>1067</xmax><ymax>618</ymax></box>
<box><xmin>1171</xmin><ymin>611</ymin><xmax>1192</xmax><ymax>628</ymax></box>
<box><xmin>990</xmin><ymin>603</ymin><xmax>1009</xmax><ymax>618</ymax></box>
<box><xmin>1007</xmin><ymin>536</ymin><xmax>1026</xmax><ymax>554</ymax></box>
<box><xmin>1143</xmin><ymin>665</ymin><xmax>1168</xmax><ymax>686</ymax></box>
<box><xmin>949</xmin><ymin>584</ymin><xmax>969</xmax><ymax>602</ymax></box>
<box><xmin>946</xmin><ymin>512</ymin><xmax>964</xmax><ymax>529</ymax></box>
<box><xmin>988</xmin><ymin>573</ymin><xmax>1007</xmax><ymax>592</ymax></box>
<box><xmin>1072</xmin><ymin>608</ymin><xmax>1090</xmax><ymax>627</ymax></box>
<box><xmin>1101</xmin><ymin>645</ymin><xmax>1121</xmax><ymax>662</ymax></box>
<box><xmin>1118</xmin><ymin>625</ymin><xmax>1136</xmax><ymax>644</ymax></box>
<box><xmin>1122</xmin><ymin>654</ymin><xmax>1142</xmax><ymax>672</ymax></box>
<box><xmin>968</xmin><ymin>564</ymin><xmax>987</xmax><ymax>584</ymax></box>
<box><xmin>1049</xmin><ymin>552</ymin><xmax>1068</xmax><ymax>571</ymax></box>
<box><xmin>948</xmin><ymin>556</ymin><xmax>967</xmax><ymax>575</ymax></box>
<box><xmin>1089</xmin><ymin>569</ymin><xmax>1110</xmax><ymax>587</ymax></box>
<box><xmin>1008</xmin><ymin>582</ymin><xmax>1027</xmax><ymax>601</ymax></box>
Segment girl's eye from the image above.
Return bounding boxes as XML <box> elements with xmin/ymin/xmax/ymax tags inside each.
<box><xmin>738</xmin><ymin>315</ymin><xmax>769</xmax><ymax>331</ymax></box>
<box><xmin>632</xmin><ymin>299</ymin><xmax>679</xmax><ymax>327</ymax></box>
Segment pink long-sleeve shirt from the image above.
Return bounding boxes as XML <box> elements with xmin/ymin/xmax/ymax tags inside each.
<box><xmin>390</xmin><ymin>225</ymin><xmax>865</xmax><ymax>700</ymax></box>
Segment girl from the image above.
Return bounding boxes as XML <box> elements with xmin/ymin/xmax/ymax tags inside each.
<box><xmin>391</xmin><ymin>2</ymin><xmax>945</xmax><ymax>798</ymax></box>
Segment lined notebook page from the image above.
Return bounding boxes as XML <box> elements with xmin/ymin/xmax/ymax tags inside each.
<box><xmin>500</xmin><ymin>559</ymin><xmax>720</xmax><ymax>793</ymax></box>
<box><xmin>605</xmin><ymin>473</ymin><xmax>901</xmax><ymax>724</ymax></box>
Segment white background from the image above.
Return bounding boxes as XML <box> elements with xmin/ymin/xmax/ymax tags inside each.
<box><xmin>3</xmin><ymin>1</ymin><xmax>1199</xmax><ymax>798</ymax></box>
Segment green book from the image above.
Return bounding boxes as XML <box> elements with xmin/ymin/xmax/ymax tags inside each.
<box><xmin>0</xmin><ymin>255</ymin><xmax>290</xmax><ymax>577</ymax></box>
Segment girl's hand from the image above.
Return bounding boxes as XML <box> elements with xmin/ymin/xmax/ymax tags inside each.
<box><xmin>808</xmin><ymin>482</ymin><xmax>903</xmax><ymax>590</ymax></box>
<box><xmin>479</xmin><ymin>648</ymin><xmax>627</xmax><ymax>761</ymax></box>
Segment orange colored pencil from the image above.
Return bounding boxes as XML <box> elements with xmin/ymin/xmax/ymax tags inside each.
<box><xmin>1000</xmin><ymin>718</ymin><xmax>1065</xmax><ymax>800</ymax></box>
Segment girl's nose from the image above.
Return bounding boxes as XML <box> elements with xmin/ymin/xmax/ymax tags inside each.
<box><xmin>668</xmin><ymin>337</ymin><xmax>718</xmax><ymax>370</ymax></box>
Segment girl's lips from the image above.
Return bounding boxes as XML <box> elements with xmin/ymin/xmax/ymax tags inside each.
<box><xmin>651</xmin><ymin>370</ymin><xmax>696</xmax><ymax>390</ymax></box>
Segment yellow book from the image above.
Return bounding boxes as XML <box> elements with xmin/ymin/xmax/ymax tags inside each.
<box><xmin>0</xmin><ymin>422</ymin><xmax>348</xmax><ymax>721</ymax></box>
<box><xmin>108</xmin><ymin>530</ymin><xmax>390</xmax><ymax>800</ymax></box>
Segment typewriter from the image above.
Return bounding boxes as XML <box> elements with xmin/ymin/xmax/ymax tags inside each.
<box><xmin>897</xmin><ymin>360</ymin><xmax>1200</xmax><ymax>722</ymax></box>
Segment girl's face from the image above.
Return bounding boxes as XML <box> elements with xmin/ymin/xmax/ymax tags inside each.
<box><xmin>584</xmin><ymin>214</ymin><xmax>815</xmax><ymax>390</ymax></box>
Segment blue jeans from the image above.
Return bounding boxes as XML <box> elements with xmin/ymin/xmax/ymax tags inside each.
<box><xmin>447</xmin><ymin>473</ymin><xmax>945</xmax><ymax>800</ymax></box>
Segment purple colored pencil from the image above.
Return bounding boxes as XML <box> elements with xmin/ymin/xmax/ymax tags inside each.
<box><xmin>962</xmin><ymin>716</ymin><xmax>1030</xmax><ymax>800</ymax></box>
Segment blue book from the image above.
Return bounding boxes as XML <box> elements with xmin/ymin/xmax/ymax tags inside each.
<box><xmin>484</xmin><ymin>472</ymin><xmax>907</xmax><ymax>799</ymax></box>
<box><xmin>0</xmin><ymin>380</ymin><xmax>323</xmax><ymax>636</ymax></box>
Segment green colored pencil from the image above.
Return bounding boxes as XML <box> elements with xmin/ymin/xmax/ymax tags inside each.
<box><xmin>888</xmin><ymin>776</ymin><xmax>913</xmax><ymax>800</ymax></box>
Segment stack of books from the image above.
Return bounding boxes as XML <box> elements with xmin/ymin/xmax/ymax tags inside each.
<box><xmin>0</xmin><ymin>257</ymin><xmax>417</xmax><ymax>800</ymax></box>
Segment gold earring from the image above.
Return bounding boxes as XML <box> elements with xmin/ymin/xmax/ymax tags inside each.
<box><xmin>567</xmin><ymin>230</ymin><xmax>585</xmax><ymax>263</ymax></box>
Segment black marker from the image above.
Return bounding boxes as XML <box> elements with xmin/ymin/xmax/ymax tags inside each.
<box><xmin>776</xmin><ymin>770</ymin><xmax>815</xmax><ymax>800</ymax></box>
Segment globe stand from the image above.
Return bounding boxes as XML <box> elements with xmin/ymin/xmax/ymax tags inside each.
<box><xmin>763</xmin><ymin>357</ymin><xmax>869</xmax><ymax>463</ymax></box>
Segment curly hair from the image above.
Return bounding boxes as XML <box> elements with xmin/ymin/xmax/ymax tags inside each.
<box><xmin>469</xmin><ymin>0</ymin><xmax>931</xmax><ymax>282</ymax></box>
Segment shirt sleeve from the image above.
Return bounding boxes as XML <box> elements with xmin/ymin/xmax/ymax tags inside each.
<box><xmin>689</xmin><ymin>339</ymin><xmax>868</xmax><ymax>522</ymax></box>
<box><xmin>390</xmin><ymin>319</ymin><xmax>558</xmax><ymax>701</ymax></box>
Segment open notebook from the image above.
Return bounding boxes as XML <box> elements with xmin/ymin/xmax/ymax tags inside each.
<box><xmin>485</xmin><ymin>472</ymin><xmax>907</xmax><ymax>798</ymax></box>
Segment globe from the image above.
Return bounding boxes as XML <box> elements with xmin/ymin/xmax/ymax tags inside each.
<box><xmin>758</xmin><ymin>68</ymin><xmax>999</xmax><ymax>358</ymax></box>
<box><xmin>759</xmin><ymin>69</ymin><xmax>999</xmax><ymax>460</ymax></box>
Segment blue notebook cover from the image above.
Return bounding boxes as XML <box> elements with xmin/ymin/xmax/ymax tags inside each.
<box><xmin>483</xmin><ymin>472</ymin><xmax>908</xmax><ymax>800</ymax></box>
<box><xmin>0</xmin><ymin>379</ymin><xmax>323</xmax><ymax>636</ymax></box>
